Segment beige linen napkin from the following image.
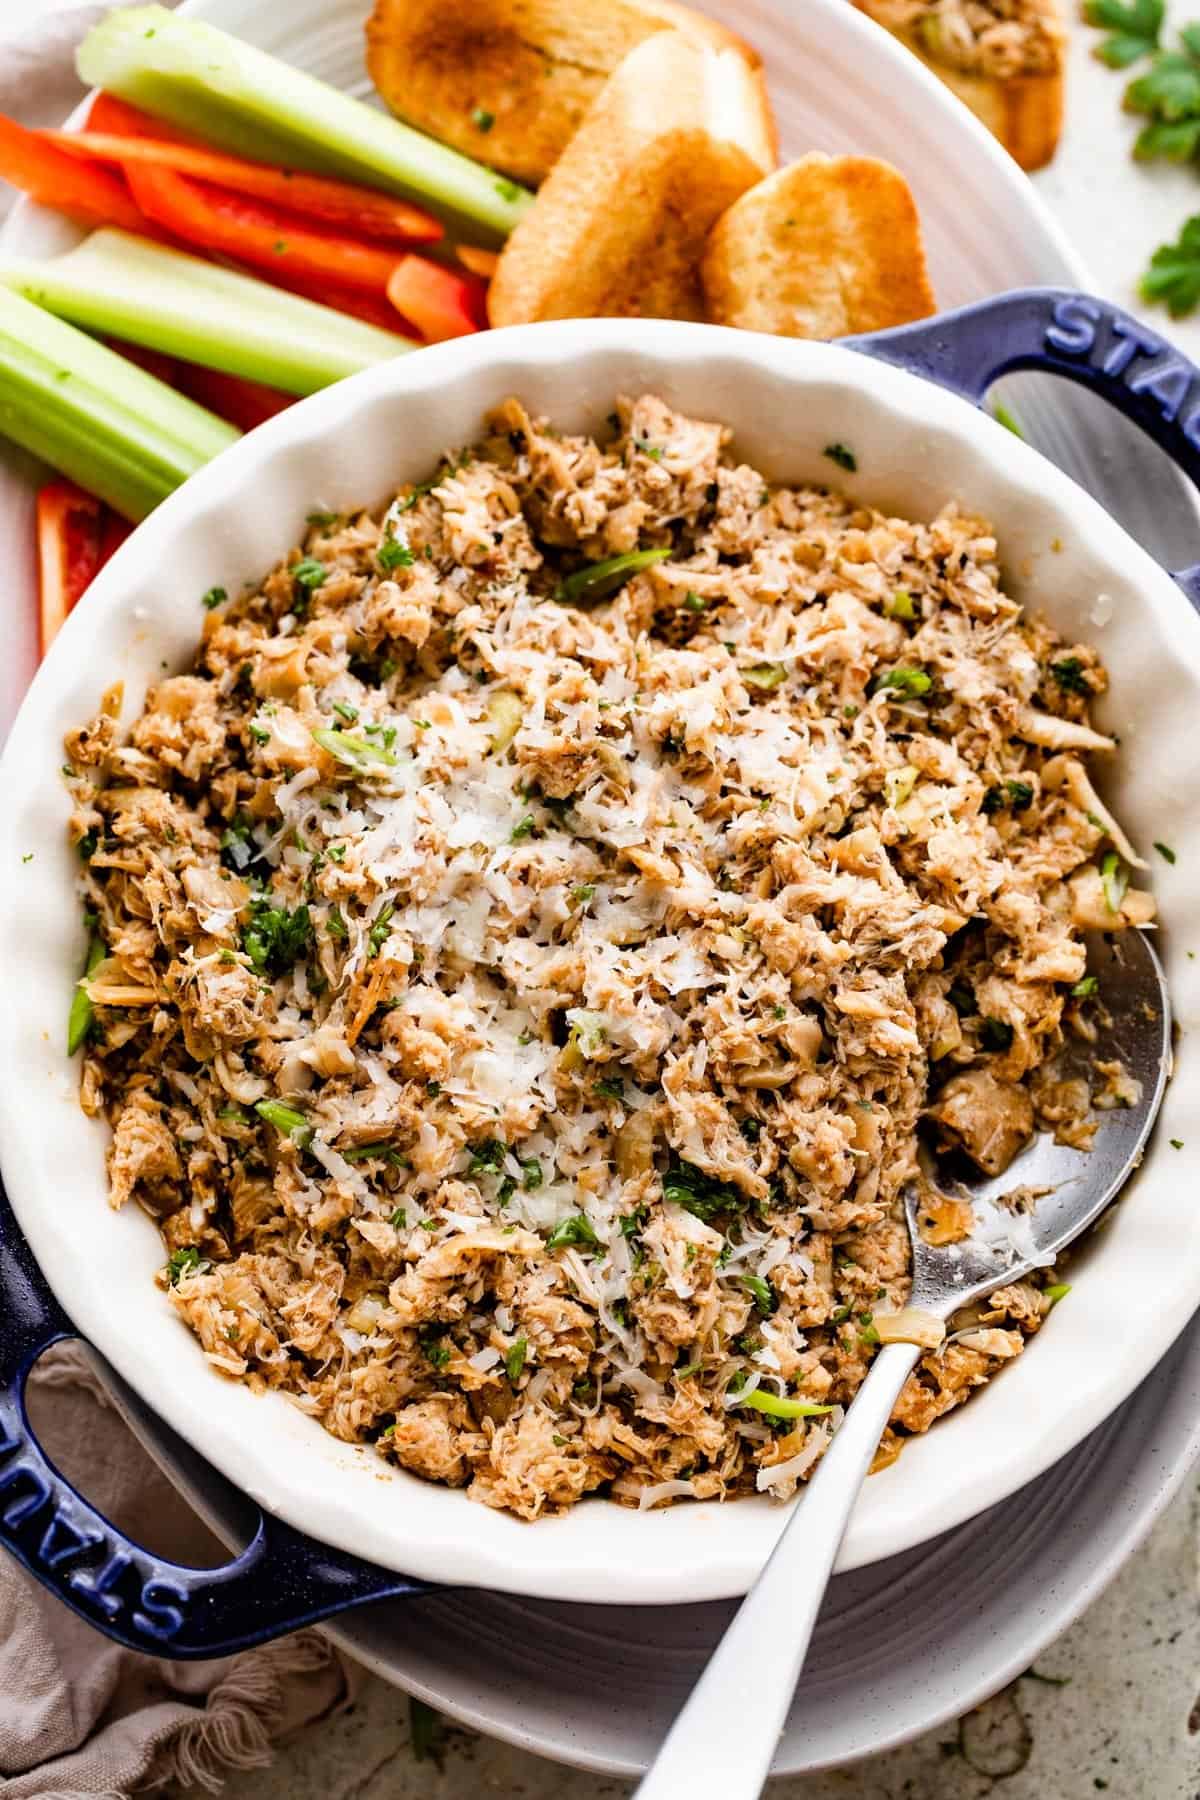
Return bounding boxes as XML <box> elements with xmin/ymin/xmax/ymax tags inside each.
<box><xmin>0</xmin><ymin>1345</ymin><xmax>359</xmax><ymax>1798</ymax></box>
<box><xmin>0</xmin><ymin>12</ymin><xmax>362</xmax><ymax>1795</ymax></box>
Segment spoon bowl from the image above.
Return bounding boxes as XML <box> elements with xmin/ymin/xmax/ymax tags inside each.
<box><xmin>912</xmin><ymin>927</ymin><xmax>1171</xmax><ymax>1316</ymax></box>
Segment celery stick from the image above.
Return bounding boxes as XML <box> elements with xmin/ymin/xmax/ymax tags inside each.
<box><xmin>77</xmin><ymin>5</ymin><xmax>534</xmax><ymax>242</ymax></box>
<box><xmin>0</xmin><ymin>231</ymin><xmax>415</xmax><ymax>397</ymax></box>
<box><xmin>0</xmin><ymin>287</ymin><xmax>237</xmax><ymax>519</ymax></box>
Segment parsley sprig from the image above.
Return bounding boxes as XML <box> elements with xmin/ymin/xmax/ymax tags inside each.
<box><xmin>1142</xmin><ymin>214</ymin><xmax>1200</xmax><ymax>313</ymax></box>
<box><xmin>1082</xmin><ymin>11</ymin><xmax>1200</xmax><ymax>314</ymax></box>
<box><xmin>1084</xmin><ymin>0</ymin><xmax>1163</xmax><ymax>67</ymax></box>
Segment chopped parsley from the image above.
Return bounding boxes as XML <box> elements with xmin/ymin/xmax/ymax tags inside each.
<box><xmin>520</xmin><ymin>1156</ymin><xmax>543</xmax><ymax>1190</ymax></box>
<box><xmin>505</xmin><ymin>1337</ymin><xmax>528</xmax><ymax>1382</ymax></box>
<box><xmin>571</xmin><ymin>883</ymin><xmax>595</xmax><ymax>906</ymax></box>
<box><xmin>982</xmin><ymin>778</ymin><xmax>1034</xmax><ymax>814</ymax></box>
<box><xmin>1170</xmin><ymin>1138</ymin><xmax>1184</xmax><ymax>1150</ymax></box>
<box><xmin>377</xmin><ymin>535</ymin><xmax>414</xmax><ymax>571</ymax></box>
<box><xmin>201</xmin><ymin>585</ymin><xmax>227</xmax><ymax>610</ymax></box>
<box><xmin>326</xmin><ymin>905</ymin><xmax>348</xmax><ymax>942</ymax></box>
<box><xmin>594</xmin><ymin>1077</ymin><xmax>624</xmax><ymax>1102</ymax></box>
<box><xmin>663</xmin><ymin>1159</ymin><xmax>748</xmax><ymax>1224</ymax></box>
<box><xmin>1071</xmin><ymin>975</ymin><xmax>1099</xmax><ymax>998</ymax></box>
<box><xmin>510</xmin><ymin>812</ymin><xmax>535</xmax><ymax>842</ymax></box>
<box><xmin>291</xmin><ymin>556</ymin><xmax>327</xmax><ymax>597</ymax></box>
<box><xmin>367</xmin><ymin>901</ymin><xmax>395</xmax><ymax>957</ymax></box>
<box><xmin>682</xmin><ymin>590</ymin><xmax>707</xmax><ymax>612</ymax></box>
<box><xmin>1050</xmin><ymin>655</ymin><xmax>1090</xmax><ymax>695</ymax></box>
<box><xmin>468</xmin><ymin>1139</ymin><xmax>507</xmax><ymax>1176</ymax></box>
<box><xmin>395</xmin><ymin>480</ymin><xmax>435</xmax><ymax>514</ymax></box>
<box><xmin>166</xmin><ymin>1246</ymin><xmax>207</xmax><ymax>1285</ymax></box>
<box><xmin>741</xmin><ymin>1273</ymin><xmax>776</xmax><ymax>1316</ymax></box>
<box><xmin>423</xmin><ymin>1339</ymin><xmax>451</xmax><ymax>1369</ymax></box>
<box><xmin>389</xmin><ymin>1207</ymin><xmax>408</xmax><ymax>1228</ymax></box>
<box><xmin>331</xmin><ymin>700</ymin><xmax>358</xmax><ymax>724</ymax></box>
<box><xmin>472</xmin><ymin>106</ymin><xmax>495</xmax><ymax>131</ymax></box>
<box><xmin>545</xmin><ymin>1213</ymin><xmax>601</xmax><ymax>1251</ymax></box>
<box><xmin>823</xmin><ymin>442</ymin><xmax>857</xmax><ymax>472</ymax></box>
<box><xmin>242</xmin><ymin>896</ymin><xmax>312</xmax><ymax>977</ymax></box>
<box><xmin>1154</xmin><ymin>840</ymin><xmax>1177</xmax><ymax>864</ymax></box>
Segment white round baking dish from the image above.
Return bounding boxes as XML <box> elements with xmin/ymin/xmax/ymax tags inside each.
<box><xmin>1</xmin><ymin>314</ymin><xmax>1198</xmax><ymax>1606</ymax></box>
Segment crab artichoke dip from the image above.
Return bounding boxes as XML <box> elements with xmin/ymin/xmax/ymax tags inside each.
<box><xmin>63</xmin><ymin>394</ymin><xmax>1153</xmax><ymax>1519</ymax></box>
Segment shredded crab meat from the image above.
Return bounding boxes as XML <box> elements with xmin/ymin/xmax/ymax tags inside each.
<box><xmin>860</xmin><ymin>0</ymin><xmax>1065</xmax><ymax>77</ymax></box>
<box><xmin>65</xmin><ymin>393</ymin><xmax>1152</xmax><ymax>1519</ymax></box>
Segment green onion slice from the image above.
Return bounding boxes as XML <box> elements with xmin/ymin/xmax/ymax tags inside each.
<box><xmin>255</xmin><ymin>1097</ymin><xmax>314</xmax><ymax>1147</ymax></box>
<box><xmin>737</xmin><ymin>1388</ymin><xmax>835</xmax><ymax>1419</ymax></box>
<box><xmin>67</xmin><ymin>930</ymin><xmax>106</xmax><ymax>1055</ymax></box>
<box><xmin>312</xmin><ymin>726</ymin><xmax>398</xmax><ymax>770</ymax></box>
<box><xmin>557</xmin><ymin>547</ymin><xmax>671</xmax><ymax>605</ymax></box>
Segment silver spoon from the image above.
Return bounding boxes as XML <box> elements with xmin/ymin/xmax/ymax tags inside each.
<box><xmin>636</xmin><ymin>928</ymin><xmax>1171</xmax><ymax>1800</ymax></box>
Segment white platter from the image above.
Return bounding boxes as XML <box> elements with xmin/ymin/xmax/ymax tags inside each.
<box><xmin>2</xmin><ymin>0</ymin><xmax>1199</xmax><ymax>1772</ymax></box>
<box><xmin>101</xmin><ymin>1317</ymin><xmax>1200</xmax><ymax>1776</ymax></box>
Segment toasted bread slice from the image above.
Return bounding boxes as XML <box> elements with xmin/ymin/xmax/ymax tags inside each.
<box><xmin>701</xmin><ymin>154</ymin><xmax>935</xmax><ymax>340</ymax></box>
<box><xmin>488</xmin><ymin>33</ymin><xmax>775</xmax><ymax>327</ymax></box>
<box><xmin>852</xmin><ymin>3</ymin><xmax>1063</xmax><ymax>171</ymax></box>
<box><xmin>366</xmin><ymin>0</ymin><xmax>774</xmax><ymax>189</ymax></box>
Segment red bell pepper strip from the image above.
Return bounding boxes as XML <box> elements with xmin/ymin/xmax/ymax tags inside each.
<box><xmin>456</xmin><ymin>245</ymin><xmax>500</xmax><ymax>279</ymax></box>
<box><xmin>0</xmin><ymin>112</ymin><xmax>150</xmax><ymax>235</ymax></box>
<box><xmin>47</xmin><ymin>127</ymin><xmax>442</xmax><ymax>244</ymax></box>
<box><xmin>98</xmin><ymin>510</ymin><xmax>133</xmax><ymax>568</ymax></box>
<box><xmin>174</xmin><ymin>365</ymin><xmax>294</xmax><ymax>432</ymax></box>
<box><xmin>103</xmin><ymin>335</ymin><xmax>182</xmax><ymax>385</ymax></box>
<box><xmin>101</xmin><ymin>334</ymin><xmax>290</xmax><ymax>431</ymax></box>
<box><xmin>123</xmin><ymin>162</ymin><xmax>402</xmax><ymax>294</ymax></box>
<box><xmin>37</xmin><ymin>480</ymin><xmax>131</xmax><ymax>656</ymax></box>
<box><xmin>36</xmin><ymin>481</ymin><xmax>105</xmax><ymax>655</ymax></box>
<box><xmin>386</xmin><ymin>255</ymin><xmax>486</xmax><ymax>343</ymax></box>
<box><xmin>85</xmin><ymin>93</ymin><xmax>181</xmax><ymax>137</ymax></box>
<box><xmin>253</xmin><ymin>267</ymin><xmax>408</xmax><ymax>334</ymax></box>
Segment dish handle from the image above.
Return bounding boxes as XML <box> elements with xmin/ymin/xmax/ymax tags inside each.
<box><xmin>848</xmin><ymin>287</ymin><xmax>1200</xmax><ymax>610</ymax></box>
<box><xmin>0</xmin><ymin>1179</ymin><xmax>431</xmax><ymax>1657</ymax></box>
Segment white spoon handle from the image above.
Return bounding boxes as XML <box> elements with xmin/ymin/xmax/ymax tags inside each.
<box><xmin>635</xmin><ymin>1341</ymin><xmax>922</xmax><ymax>1800</ymax></box>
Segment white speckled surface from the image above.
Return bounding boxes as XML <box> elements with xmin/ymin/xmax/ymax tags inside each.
<box><xmin>191</xmin><ymin>1479</ymin><xmax>1200</xmax><ymax>1798</ymax></box>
